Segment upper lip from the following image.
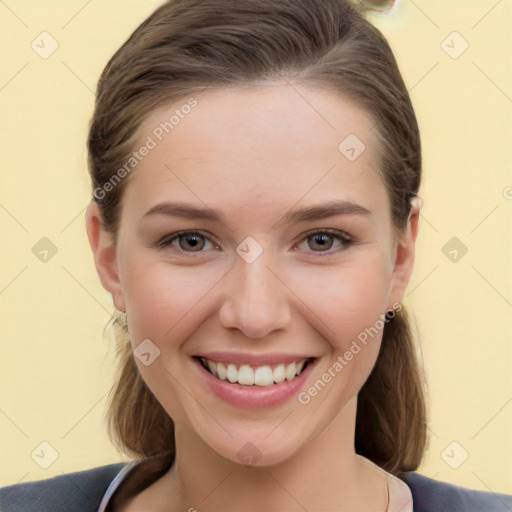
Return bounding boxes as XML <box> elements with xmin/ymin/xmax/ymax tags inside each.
<box><xmin>193</xmin><ymin>352</ymin><xmax>317</xmax><ymax>366</ymax></box>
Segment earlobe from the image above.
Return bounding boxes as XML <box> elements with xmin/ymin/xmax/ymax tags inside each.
<box><xmin>389</xmin><ymin>197</ymin><xmax>421</xmax><ymax>307</ymax></box>
<box><xmin>85</xmin><ymin>202</ymin><xmax>126</xmax><ymax>312</ymax></box>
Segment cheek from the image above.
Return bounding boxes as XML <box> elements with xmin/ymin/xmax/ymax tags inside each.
<box><xmin>119</xmin><ymin>260</ymin><xmax>218</xmax><ymax>426</ymax></box>
<box><xmin>121</xmin><ymin>259</ymin><xmax>219</xmax><ymax>345</ymax></box>
<box><xmin>292</xmin><ymin>252</ymin><xmax>392</xmax><ymax>390</ymax></box>
<box><xmin>299</xmin><ymin>261</ymin><xmax>392</xmax><ymax>405</ymax></box>
<box><xmin>298</xmin><ymin>254</ymin><xmax>391</xmax><ymax>339</ymax></box>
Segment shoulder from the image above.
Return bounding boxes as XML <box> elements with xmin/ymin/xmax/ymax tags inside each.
<box><xmin>0</xmin><ymin>462</ymin><xmax>128</xmax><ymax>512</ymax></box>
<box><xmin>403</xmin><ymin>471</ymin><xmax>512</xmax><ymax>512</ymax></box>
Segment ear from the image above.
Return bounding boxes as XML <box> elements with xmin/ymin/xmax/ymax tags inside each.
<box><xmin>388</xmin><ymin>197</ymin><xmax>421</xmax><ymax>308</ymax></box>
<box><xmin>85</xmin><ymin>202</ymin><xmax>126</xmax><ymax>312</ymax></box>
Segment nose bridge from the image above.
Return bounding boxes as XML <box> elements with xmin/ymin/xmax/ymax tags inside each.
<box><xmin>219</xmin><ymin>247</ymin><xmax>291</xmax><ymax>339</ymax></box>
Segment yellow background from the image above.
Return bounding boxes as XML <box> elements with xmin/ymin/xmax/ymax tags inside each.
<box><xmin>1</xmin><ymin>0</ymin><xmax>511</xmax><ymax>495</ymax></box>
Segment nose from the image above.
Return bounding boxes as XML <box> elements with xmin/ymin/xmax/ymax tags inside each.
<box><xmin>218</xmin><ymin>250</ymin><xmax>292</xmax><ymax>340</ymax></box>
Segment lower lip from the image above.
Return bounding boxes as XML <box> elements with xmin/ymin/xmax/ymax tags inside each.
<box><xmin>193</xmin><ymin>357</ymin><xmax>316</xmax><ymax>409</ymax></box>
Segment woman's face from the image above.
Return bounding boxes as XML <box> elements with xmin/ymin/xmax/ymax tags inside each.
<box><xmin>87</xmin><ymin>84</ymin><xmax>417</xmax><ymax>466</ymax></box>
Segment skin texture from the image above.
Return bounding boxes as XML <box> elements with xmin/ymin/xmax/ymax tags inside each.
<box><xmin>86</xmin><ymin>84</ymin><xmax>420</xmax><ymax>511</ymax></box>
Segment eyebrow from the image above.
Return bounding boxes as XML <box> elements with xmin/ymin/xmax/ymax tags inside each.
<box><xmin>142</xmin><ymin>199</ymin><xmax>371</xmax><ymax>227</ymax></box>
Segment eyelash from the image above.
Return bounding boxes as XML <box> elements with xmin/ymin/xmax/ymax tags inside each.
<box><xmin>156</xmin><ymin>229</ymin><xmax>353</xmax><ymax>257</ymax></box>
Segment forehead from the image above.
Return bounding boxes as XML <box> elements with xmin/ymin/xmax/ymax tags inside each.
<box><xmin>122</xmin><ymin>84</ymin><xmax>387</xmax><ymax>223</ymax></box>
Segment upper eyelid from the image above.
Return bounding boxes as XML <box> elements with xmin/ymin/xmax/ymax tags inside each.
<box><xmin>302</xmin><ymin>227</ymin><xmax>352</xmax><ymax>241</ymax></box>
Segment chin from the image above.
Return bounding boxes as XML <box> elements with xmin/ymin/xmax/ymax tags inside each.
<box><xmin>201</xmin><ymin>428</ymin><xmax>305</xmax><ymax>469</ymax></box>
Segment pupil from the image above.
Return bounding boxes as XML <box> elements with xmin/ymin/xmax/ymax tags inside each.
<box><xmin>312</xmin><ymin>234</ymin><xmax>332</xmax><ymax>251</ymax></box>
<box><xmin>182</xmin><ymin>235</ymin><xmax>203</xmax><ymax>251</ymax></box>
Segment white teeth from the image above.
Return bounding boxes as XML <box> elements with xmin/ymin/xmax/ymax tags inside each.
<box><xmin>216</xmin><ymin>362</ymin><xmax>227</xmax><ymax>381</ymax></box>
<box><xmin>207</xmin><ymin>359</ymin><xmax>217</xmax><ymax>376</ymax></box>
<box><xmin>226</xmin><ymin>364</ymin><xmax>238</xmax><ymax>383</ymax></box>
<box><xmin>254</xmin><ymin>366</ymin><xmax>274</xmax><ymax>387</ymax></box>
<box><xmin>285</xmin><ymin>362</ymin><xmax>297</xmax><ymax>381</ymax></box>
<box><xmin>273</xmin><ymin>364</ymin><xmax>286</xmax><ymax>383</ymax></box>
<box><xmin>200</xmin><ymin>358</ymin><xmax>309</xmax><ymax>387</ymax></box>
<box><xmin>238</xmin><ymin>364</ymin><xmax>255</xmax><ymax>385</ymax></box>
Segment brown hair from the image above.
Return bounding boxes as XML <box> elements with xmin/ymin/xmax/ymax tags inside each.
<box><xmin>89</xmin><ymin>0</ymin><xmax>427</xmax><ymax>477</ymax></box>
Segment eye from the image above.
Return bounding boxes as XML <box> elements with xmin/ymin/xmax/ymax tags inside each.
<box><xmin>157</xmin><ymin>230</ymin><xmax>217</xmax><ymax>254</ymax></box>
<box><xmin>295</xmin><ymin>229</ymin><xmax>353</xmax><ymax>255</ymax></box>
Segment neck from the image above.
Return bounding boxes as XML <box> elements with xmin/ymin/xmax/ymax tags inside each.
<box><xmin>150</xmin><ymin>397</ymin><xmax>388</xmax><ymax>511</ymax></box>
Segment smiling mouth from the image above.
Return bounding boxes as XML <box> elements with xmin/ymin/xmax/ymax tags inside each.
<box><xmin>196</xmin><ymin>357</ymin><xmax>314</xmax><ymax>387</ymax></box>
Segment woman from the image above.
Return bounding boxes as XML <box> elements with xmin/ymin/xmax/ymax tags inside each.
<box><xmin>1</xmin><ymin>0</ymin><xmax>511</xmax><ymax>510</ymax></box>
